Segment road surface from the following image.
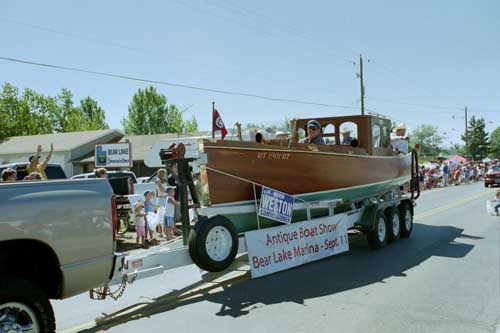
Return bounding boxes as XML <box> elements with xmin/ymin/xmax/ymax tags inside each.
<box><xmin>54</xmin><ymin>182</ymin><xmax>500</xmax><ymax>333</ymax></box>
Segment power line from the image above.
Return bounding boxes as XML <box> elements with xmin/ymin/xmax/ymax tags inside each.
<box><xmin>0</xmin><ymin>55</ymin><xmax>361</xmax><ymax>110</ymax></box>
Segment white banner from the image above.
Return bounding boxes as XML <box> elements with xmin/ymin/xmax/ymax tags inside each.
<box><xmin>95</xmin><ymin>142</ymin><xmax>132</xmax><ymax>168</ymax></box>
<box><xmin>245</xmin><ymin>214</ymin><xmax>349</xmax><ymax>278</ymax></box>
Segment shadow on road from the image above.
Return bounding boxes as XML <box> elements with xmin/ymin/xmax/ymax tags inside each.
<box><xmin>79</xmin><ymin>222</ymin><xmax>482</xmax><ymax>332</ymax></box>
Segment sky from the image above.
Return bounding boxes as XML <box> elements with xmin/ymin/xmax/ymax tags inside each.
<box><xmin>1</xmin><ymin>0</ymin><xmax>499</xmax><ymax>146</ymax></box>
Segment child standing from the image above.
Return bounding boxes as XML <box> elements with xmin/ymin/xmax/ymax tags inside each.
<box><xmin>144</xmin><ymin>191</ymin><xmax>156</xmax><ymax>243</ymax></box>
<box><xmin>134</xmin><ymin>201</ymin><xmax>147</xmax><ymax>247</ymax></box>
<box><xmin>164</xmin><ymin>187</ymin><xmax>180</xmax><ymax>240</ymax></box>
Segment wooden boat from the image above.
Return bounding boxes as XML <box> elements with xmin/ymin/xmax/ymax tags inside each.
<box><xmin>199</xmin><ymin>115</ymin><xmax>412</xmax><ymax>233</ymax></box>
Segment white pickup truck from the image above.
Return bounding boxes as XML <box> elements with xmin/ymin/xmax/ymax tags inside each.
<box><xmin>0</xmin><ymin>179</ymin><xmax>119</xmax><ymax>333</ymax></box>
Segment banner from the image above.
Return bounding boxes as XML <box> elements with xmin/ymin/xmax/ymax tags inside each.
<box><xmin>245</xmin><ymin>214</ymin><xmax>349</xmax><ymax>278</ymax></box>
<box><xmin>258</xmin><ymin>187</ymin><xmax>294</xmax><ymax>224</ymax></box>
<box><xmin>95</xmin><ymin>142</ymin><xmax>132</xmax><ymax>168</ymax></box>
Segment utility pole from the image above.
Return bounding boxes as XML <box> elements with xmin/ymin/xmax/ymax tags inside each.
<box><xmin>359</xmin><ymin>54</ymin><xmax>365</xmax><ymax>116</ymax></box>
<box><xmin>464</xmin><ymin>106</ymin><xmax>468</xmax><ymax>157</ymax></box>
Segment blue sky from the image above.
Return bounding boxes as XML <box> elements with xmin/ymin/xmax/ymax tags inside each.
<box><xmin>1</xmin><ymin>0</ymin><xmax>498</xmax><ymax>146</ymax></box>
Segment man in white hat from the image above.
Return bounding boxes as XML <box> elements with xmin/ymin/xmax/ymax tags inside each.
<box><xmin>341</xmin><ymin>127</ymin><xmax>353</xmax><ymax>145</ymax></box>
<box><xmin>391</xmin><ymin>124</ymin><xmax>409</xmax><ymax>154</ymax></box>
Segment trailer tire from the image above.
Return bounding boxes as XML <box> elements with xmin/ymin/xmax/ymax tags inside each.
<box><xmin>0</xmin><ymin>277</ymin><xmax>55</xmax><ymax>333</ymax></box>
<box><xmin>189</xmin><ymin>215</ymin><xmax>239</xmax><ymax>272</ymax></box>
<box><xmin>385</xmin><ymin>207</ymin><xmax>401</xmax><ymax>242</ymax></box>
<box><xmin>399</xmin><ymin>203</ymin><xmax>413</xmax><ymax>238</ymax></box>
<box><xmin>367</xmin><ymin>211</ymin><xmax>388</xmax><ymax>249</ymax></box>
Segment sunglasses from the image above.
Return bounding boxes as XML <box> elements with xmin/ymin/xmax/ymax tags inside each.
<box><xmin>308</xmin><ymin>125</ymin><xmax>319</xmax><ymax>130</ymax></box>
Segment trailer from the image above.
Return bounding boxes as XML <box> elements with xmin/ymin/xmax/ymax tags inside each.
<box><xmin>92</xmin><ymin>145</ymin><xmax>420</xmax><ymax>298</ymax></box>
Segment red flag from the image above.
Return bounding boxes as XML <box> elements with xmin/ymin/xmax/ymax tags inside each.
<box><xmin>213</xmin><ymin>109</ymin><xmax>228</xmax><ymax>140</ymax></box>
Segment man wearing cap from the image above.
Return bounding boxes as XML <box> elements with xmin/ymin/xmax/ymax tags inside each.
<box><xmin>300</xmin><ymin>120</ymin><xmax>325</xmax><ymax>145</ymax></box>
<box><xmin>390</xmin><ymin>124</ymin><xmax>409</xmax><ymax>154</ymax></box>
<box><xmin>27</xmin><ymin>143</ymin><xmax>54</xmax><ymax>180</ymax></box>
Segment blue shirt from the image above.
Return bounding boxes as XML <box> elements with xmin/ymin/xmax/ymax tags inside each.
<box><xmin>144</xmin><ymin>199</ymin><xmax>154</xmax><ymax>213</ymax></box>
<box><xmin>300</xmin><ymin>135</ymin><xmax>325</xmax><ymax>145</ymax></box>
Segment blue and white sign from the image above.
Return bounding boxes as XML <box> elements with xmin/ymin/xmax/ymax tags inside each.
<box><xmin>258</xmin><ymin>187</ymin><xmax>295</xmax><ymax>224</ymax></box>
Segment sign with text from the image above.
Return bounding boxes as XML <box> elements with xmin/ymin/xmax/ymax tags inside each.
<box><xmin>258</xmin><ymin>187</ymin><xmax>295</xmax><ymax>224</ymax></box>
<box><xmin>245</xmin><ymin>215</ymin><xmax>349</xmax><ymax>278</ymax></box>
<box><xmin>95</xmin><ymin>142</ymin><xmax>132</xmax><ymax>168</ymax></box>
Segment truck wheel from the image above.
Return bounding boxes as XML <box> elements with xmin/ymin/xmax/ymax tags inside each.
<box><xmin>0</xmin><ymin>277</ymin><xmax>55</xmax><ymax>333</ymax></box>
<box><xmin>385</xmin><ymin>207</ymin><xmax>401</xmax><ymax>242</ymax></box>
<box><xmin>189</xmin><ymin>215</ymin><xmax>239</xmax><ymax>272</ymax></box>
<box><xmin>367</xmin><ymin>211</ymin><xmax>388</xmax><ymax>249</ymax></box>
<box><xmin>399</xmin><ymin>203</ymin><xmax>413</xmax><ymax>238</ymax></box>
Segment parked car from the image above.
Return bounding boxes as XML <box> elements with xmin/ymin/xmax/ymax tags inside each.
<box><xmin>0</xmin><ymin>178</ymin><xmax>119</xmax><ymax>332</ymax></box>
<box><xmin>0</xmin><ymin>162</ymin><xmax>67</xmax><ymax>180</ymax></box>
<box><xmin>72</xmin><ymin>170</ymin><xmax>138</xmax><ymax>194</ymax></box>
<box><xmin>484</xmin><ymin>165</ymin><xmax>500</xmax><ymax>187</ymax></box>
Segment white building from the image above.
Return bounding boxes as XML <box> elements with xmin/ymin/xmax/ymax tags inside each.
<box><xmin>0</xmin><ymin>129</ymin><xmax>123</xmax><ymax>177</ymax></box>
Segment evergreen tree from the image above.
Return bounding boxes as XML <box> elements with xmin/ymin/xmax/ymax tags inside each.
<box><xmin>462</xmin><ymin>116</ymin><xmax>489</xmax><ymax>160</ymax></box>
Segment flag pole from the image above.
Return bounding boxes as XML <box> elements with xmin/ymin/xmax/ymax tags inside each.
<box><xmin>212</xmin><ymin>101</ymin><xmax>215</xmax><ymax>139</ymax></box>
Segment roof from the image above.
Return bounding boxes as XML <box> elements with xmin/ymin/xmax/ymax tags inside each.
<box><xmin>0</xmin><ymin>129</ymin><xmax>123</xmax><ymax>155</ymax></box>
<box><xmin>76</xmin><ymin>131</ymin><xmax>210</xmax><ymax>163</ymax></box>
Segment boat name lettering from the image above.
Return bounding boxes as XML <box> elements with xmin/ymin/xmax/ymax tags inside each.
<box><xmin>257</xmin><ymin>152</ymin><xmax>291</xmax><ymax>160</ymax></box>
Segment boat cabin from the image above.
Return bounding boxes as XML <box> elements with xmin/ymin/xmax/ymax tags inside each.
<box><xmin>290</xmin><ymin>115</ymin><xmax>394</xmax><ymax>156</ymax></box>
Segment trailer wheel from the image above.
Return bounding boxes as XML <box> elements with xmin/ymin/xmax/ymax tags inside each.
<box><xmin>399</xmin><ymin>203</ymin><xmax>413</xmax><ymax>238</ymax></box>
<box><xmin>385</xmin><ymin>207</ymin><xmax>401</xmax><ymax>242</ymax></box>
<box><xmin>367</xmin><ymin>211</ymin><xmax>388</xmax><ymax>249</ymax></box>
<box><xmin>0</xmin><ymin>277</ymin><xmax>55</xmax><ymax>333</ymax></box>
<box><xmin>189</xmin><ymin>215</ymin><xmax>239</xmax><ymax>272</ymax></box>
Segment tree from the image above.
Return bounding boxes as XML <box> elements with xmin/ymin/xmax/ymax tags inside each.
<box><xmin>410</xmin><ymin>125</ymin><xmax>444</xmax><ymax>157</ymax></box>
<box><xmin>489</xmin><ymin>127</ymin><xmax>500</xmax><ymax>158</ymax></box>
<box><xmin>462</xmin><ymin>116</ymin><xmax>489</xmax><ymax>160</ymax></box>
<box><xmin>183</xmin><ymin>115</ymin><xmax>199</xmax><ymax>133</ymax></box>
<box><xmin>122</xmin><ymin>86</ymin><xmax>196</xmax><ymax>135</ymax></box>
<box><xmin>0</xmin><ymin>82</ymin><xmax>110</xmax><ymax>140</ymax></box>
<box><xmin>80</xmin><ymin>97</ymin><xmax>109</xmax><ymax>130</ymax></box>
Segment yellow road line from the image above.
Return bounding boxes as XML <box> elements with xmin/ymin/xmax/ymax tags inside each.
<box><xmin>414</xmin><ymin>191</ymin><xmax>489</xmax><ymax>221</ymax></box>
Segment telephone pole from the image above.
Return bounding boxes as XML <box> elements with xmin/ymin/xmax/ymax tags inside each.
<box><xmin>359</xmin><ymin>54</ymin><xmax>365</xmax><ymax>116</ymax></box>
<box><xmin>464</xmin><ymin>106</ymin><xmax>468</xmax><ymax>157</ymax></box>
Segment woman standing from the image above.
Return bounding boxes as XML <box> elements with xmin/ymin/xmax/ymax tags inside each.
<box><xmin>155</xmin><ymin>168</ymin><xmax>169</xmax><ymax>237</ymax></box>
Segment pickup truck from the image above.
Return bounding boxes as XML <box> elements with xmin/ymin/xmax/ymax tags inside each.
<box><xmin>0</xmin><ymin>179</ymin><xmax>117</xmax><ymax>333</ymax></box>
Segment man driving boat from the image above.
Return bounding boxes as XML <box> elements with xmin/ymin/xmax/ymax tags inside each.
<box><xmin>300</xmin><ymin>120</ymin><xmax>325</xmax><ymax>145</ymax></box>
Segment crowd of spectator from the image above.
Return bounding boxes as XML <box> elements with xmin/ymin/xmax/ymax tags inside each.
<box><xmin>419</xmin><ymin>159</ymin><xmax>499</xmax><ymax>190</ymax></box>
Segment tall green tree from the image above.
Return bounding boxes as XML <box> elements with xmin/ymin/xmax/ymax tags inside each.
<box><xmin>122</xmin><ymin>86</ymin><xmax>198</xmax><ymax>135</ymax></box>
<box><xmin>410</xmin><ymin>125</ymin><xmax>444</xmax><ymax>157</ymax></box>
<box><xmin>488</xmin><ymin>127</ymin><xmax>500</xmax><ymax>158</ymax></box>
<box><xmin>80</xmin><ymin>97</ymin><xmax>109</xmax><ymax>130</ymax></box>
<box><xmin>462</xmin><ymin>116</ymin><xmax>489</xmax><ymax>160</ymax></box>
<box><xmin>0</xmin><ymin>82</ymin><xmax>110</xmax><ymax>140</ymax></box>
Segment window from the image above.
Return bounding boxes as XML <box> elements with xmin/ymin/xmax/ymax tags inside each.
<box><xmin>322</xmin><ymin>124</ymin><xmax>336</xmax><ymax>145</ymax></box>
<box><xmin>372</xmin><ymin>125</ymin><xmax>381</xmax><ymax>148</ymax></box>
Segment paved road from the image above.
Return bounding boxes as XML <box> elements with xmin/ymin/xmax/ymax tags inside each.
<box><xmin>54</xmin><ymin>183</ymin><xmax>500</xmax><ymax>333</ymax></box>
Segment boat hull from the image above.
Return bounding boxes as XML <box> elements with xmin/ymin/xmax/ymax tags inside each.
<box><xmin>203</xmin><ymin>143</ymin><xmax>411</xmax><ymax>205</ymax></box>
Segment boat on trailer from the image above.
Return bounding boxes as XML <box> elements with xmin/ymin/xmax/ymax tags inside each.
<box><xmin>198</xmin><ymin>114</ymin><xmax>413</xmax><ymax>234</ymax></box>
